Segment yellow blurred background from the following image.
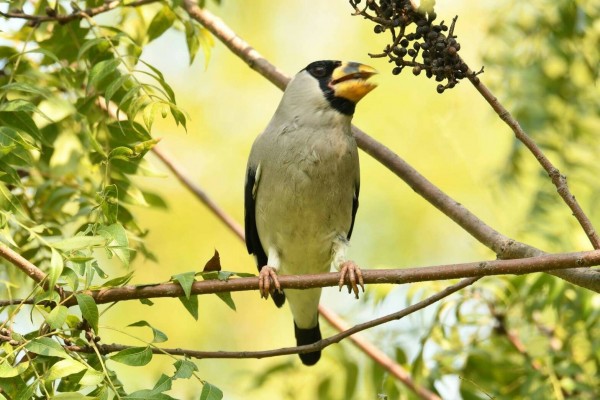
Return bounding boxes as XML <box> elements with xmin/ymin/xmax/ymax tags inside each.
<box><xmin>89</xmin><ymin>1</ymin><xmax>580</xmax><ymax>398</ymax></box>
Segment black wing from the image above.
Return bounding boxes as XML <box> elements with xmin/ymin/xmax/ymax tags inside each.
<box><xmin>347</xmin><ymin>183</ymin><xmax>359</xmax><ymax>240</ymax></box>
<box><xmin>244</xmin><ymin>166</ymin><xmax>267</xmax><ymax>269</ymax></box>
<box><xmin>245</xmin><ymin>165</ymin><xmax>286</xmax><ymax>308</ymax></box>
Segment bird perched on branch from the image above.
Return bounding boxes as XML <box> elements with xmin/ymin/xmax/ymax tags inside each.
<box><xmin>245</xmin><ymin>60</ymin><xmax>377</xmax><ymax>365</ymax></box>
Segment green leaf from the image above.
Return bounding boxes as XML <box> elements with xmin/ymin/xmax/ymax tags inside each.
<box><xmin>200</xmin><ymin>382</ymin><xmax>223</xmax><ymax>400</ymax></box>
<box><xmin>75</xmin><ymin>293</ymin><xmax>99</xmax><ymax>333</ymax></box>
<box><xmin>110</xmin><ymin>346</ymin><xmax>152</xmax><ymax>366</ymax></box>
<box><xmin>53</xmin><ymin>235</ymin><xmax>107</xmax><ymax>251</ymax></box>
<box><xmin>178</xmin><ymin>295</ymin><xmax>198</xmax><ymax>320</ymax></box>
<box><xmin>79</xmin><ymin>368</ymin><xmax>105</xmax><ymax>386</ymax></box>
<box><xmin>215</xmin><ymin>292</ymin><xmax>236</xmax><ymax>311</ymax></box>
<box><xmin>98</xmin><ymin>223</ymin><xmax>130</xmax><ymax>266</ymax></box>
<box><xmin>45</xmin><ymin>305</ymin><xmax>68</xmax><ymax>330</ymax></box>
<box><xmin>0</xmin><ymin>111</ymin><xmax>42</xmax><ymax>144</ymax></box>
<box><xmin>197</xmin><ymin>27</ymin><xmax>214</xmax><ymax>69</ymax></box>
<box><xmin>128</xmin><ymin>320</ymin><xmax>168</xmax><ymax>343</ymax></box>
<box><xmin>45</xmin><ymin>358</ymin><xmax>87</xmax><ymax>381</ymax></box>
<box><xmin>172</xmin><ymin>359</ymin><xmax>197</xmax><ymax>380</ymax></box>
<box><xmin>48</xmin><ymin>248</ymin><xmax>64</xmax><ymax>291</ymax></box>
<box><xmin>51</xmin><ymin>394</ymin><xmax>95</xmax><ymax>399</ymax></box>
<box><xmin>25</xmin><ymin>337</ymin><xmax>69</xmax><ymax>358</ymax></box>
<box><xmin>172</xmin><ymin>271</ymin><xmax>196</xmax><ymax>299</ymax></box>
<box><xmin>151</xmin><ymin>373</ymin><xmax>172</xmax><ymax>394</ymax></box>
<box><xmin>102</xmin><ymin>271</ymin><xmax>134</xmax><ymax>287</ymax></box>
<box><xmin>88</xmin><ymin>59</ymin><xmax>121</xmax><ymax>91</ymax></box>
<box><xmin>123</xmin><ymin>392</ymin><xmax>176</xmax><ymax>400</ymax></box>
<box><xmin>104</xmin><ymin>73</ymin><xmax>132</xmax><ymax>107</ymax></box>
<box><xmin>0</xmin><ymin>82</ymin><xmax>52</xmax><ymax>98</ymax></box>
<box><xmin>0</xmin><ymin>359</ymin><xmax>29</xmax><ymax>378</ymax></box>
<box><xmin>185</xmin><ymin>21</ymin><xmax>200</xmax><ymax>65</ymax></box>
<box><xmin>147</xmin><ymin>5</ymin><xmax>177</xmax><ymax>43</ymax></box>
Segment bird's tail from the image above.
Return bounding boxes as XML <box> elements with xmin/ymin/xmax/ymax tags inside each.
<box><xmin>294</xmin><ymin>321</ymin><xmax>322</xmax><ymax>366</ymax></box>
<box><xmin>272</xmin><ymin>290</ymin><xmax>285</xmax><ymax>308</ymax></box>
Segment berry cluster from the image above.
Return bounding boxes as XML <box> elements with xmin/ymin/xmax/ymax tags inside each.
<box><xmin>350</xmin><ymin>0</ymin><xmax>483</xmax><ymax>93</ymax></box>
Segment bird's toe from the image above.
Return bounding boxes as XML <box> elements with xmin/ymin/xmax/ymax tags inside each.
<box><xmin>258</xmin><ymin>266</ymin><xmax>281</xmax><ymax>299</ymax></box>
<box><xmin>338</xmin><ymin>261</ymin><xmax>364</xmax><ymax>299</ymax></box>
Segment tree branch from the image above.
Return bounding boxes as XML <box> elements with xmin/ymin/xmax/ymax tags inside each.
<box><xmin>0</xmin><ymin>243</ymin><xmax>47</xmax><ymax>285</ymax></box>
<box><xmin>0</xmin><ymin>0</ymin><xmax>160</xmax><ymax>25</ymax></box>
<box><xmin>2</xmin><ymin>249</ymin><xmax>597</xmax><ymax>307</ymax></box>
<box><xmin>36</xmin><ymin>278</ymin><xmax>476</xmax><ymax>368</ymax></box>
<box><xmin>180</xmin><ymin>1</ymin><xmax>600</xmax><ymax>293</ymax></box>
<box><xmin>466</xmin><ymin>72</ymin><xmax>600</xmax><ymax>250</ymax></box>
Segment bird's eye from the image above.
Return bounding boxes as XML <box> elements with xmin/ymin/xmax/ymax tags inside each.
<box><xmin>310</xmin><ymin>65</ymin><xmax>327</xmax><ymax>78</ymax></box>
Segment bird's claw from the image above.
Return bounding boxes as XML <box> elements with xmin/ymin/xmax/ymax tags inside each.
<box><xmin>338</xmin><ymin>261</ymin><xmax>364</xmax><ymax>299</ymax></box>
<box><xmin>258</xmin><ymin>266</ymin><xmax>281</xmax><ymax>299</ymax></box>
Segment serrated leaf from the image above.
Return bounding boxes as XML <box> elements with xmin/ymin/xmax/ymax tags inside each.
<box><xmin>45</xmin><ymin>305</ymin><xmax>68</xmax><ymax>330</ymax></box>
<box><xmin>147</xmin><ymin>5</ymin><xmax>177</xmax><ymax>43</ymax></box>
<box><xmin>25</xmin><ymin>337</ymin><xmax>69</xmax><ymax>358</ymax></box>
<box><xmin>172</xmin><ymin>271</ymin><xmax>195</xmax><ymax>299</ymax></box>
<box><xmin>53</xmin><ymin>235</ymin><xmax>106</xmax><ymax>251</ymax></box>
<box><xmin>215</xmin><ymin>292</ymin><xmax>236</xmax><ymax>311</ymax></box>
<box><xmin>173</xmin><ymin>359</ymin><xmax>197</xmax><ymax>380</ymax></box>
<box><xmin>75</xmin><ymin>293</ymin><xmax>99</xmax><ymax>333</ymax></box>
<box><xmin>200</xmin><ymin>382</ymin><xmax>223</xmax><ymax>400</ymax></box>
<box><xmin>46</xmin><ymin>358</ymin><xmax>87</xmax><ymax>381</ymax></box>
<box><xmin>110</xmin><ymin>346</ymin><xmax>152</xmax><ymax>366</ymax></box>
<box><xmin>128</xmin><ymin>320</ymin><xmax>168</xmax><ymax>343</ymax></box>
<box><xmin>178</xmin><ymin>295</ymin><xmax>198</xmax><ymax>320</ymax></box>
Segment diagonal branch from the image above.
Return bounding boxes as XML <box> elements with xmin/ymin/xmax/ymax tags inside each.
<box><xmin>181</xmin><ymin>1</ymin><xmax>600</xmax><ymax>293</ymax></box>
<box><xmin>466</xmin><ymin>72</ymin><xmax>600</xmax><ymax>250</ymax></box>
<box><xmin>0</xmin><ymin>243</ymin><xmax>47</xmax><ymax>285</ymax></box>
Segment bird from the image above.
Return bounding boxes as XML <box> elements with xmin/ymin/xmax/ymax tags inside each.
<box><xmin>244</xmin><ymin>60</ymin><xmax>377</xmax><ymax>365</ymax></box>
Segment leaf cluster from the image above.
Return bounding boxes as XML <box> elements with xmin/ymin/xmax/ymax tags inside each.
<box><xmin>0</xmin><ymin>0</ymin><xmax>219</xmax><ymax>398</ymax></box>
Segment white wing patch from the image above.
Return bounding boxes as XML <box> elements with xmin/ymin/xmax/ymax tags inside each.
<box><xmin>252</xmin><ymin>163</ymin><xmax>262</xmax><ymax>198</ymax></box>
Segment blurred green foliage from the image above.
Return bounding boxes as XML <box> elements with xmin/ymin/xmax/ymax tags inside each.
<box><xmin>0</xmin><ymin>0</ymin><xmax>598</xmax><ymax>399</ymax></box>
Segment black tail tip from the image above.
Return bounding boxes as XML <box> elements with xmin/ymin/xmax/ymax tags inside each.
<box><xmin>294</xmin><ymin>322</ymin><xmax>322</xmax><ymax>366</ymax></box>
<box><xmin>272</xmin><ymin>290</ymin><xmax>285</xmax><ymax>308</ymax></box>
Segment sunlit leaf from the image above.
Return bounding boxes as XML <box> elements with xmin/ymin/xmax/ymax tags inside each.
<box><xmin>110</xmin><ymin>346</ymin><xmax>152</xmax><ymax>366</ymax></box>
<box><xmin>147</xmin><ymin>5</ymin><xmax>177</xmax><ymax>43</ymax></box>
<box><xmin>75</xmin><ymin>293</ymin><xmax>99</xmax><ymax>333</ymax></box>
<box><xmin>172</xmin><ymin>359</ymin><xmax>198</xmax><ymax>380</ymax></box>
<box><xmin>199</xmin><ymin>382</ymin><xmax>223</xmax><ymax>400</ymax></box>
<box><xmin>25</xmin><ymin>337</ymin><xmax>69</xmax><ymax>358</ymax></box>
<box><xmin>128</xmin><ymin>320</ymin><xmax>168</xmax><ymax>343</ymax></box>
<box><xmin>46</xmin><ymin>358</ymin><xmax>87</xmax><ymax>381</ymax></box>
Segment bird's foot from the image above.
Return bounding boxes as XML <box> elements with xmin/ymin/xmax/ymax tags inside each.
<box><xmin>338</xmin><ymin>261</ymin><xmax>364</xmax><ymax>299</ymax></box>
<box><xmin>258</xmin><ymin>266</ymin><xmax>281</xmax><ymax>299</ymax></box>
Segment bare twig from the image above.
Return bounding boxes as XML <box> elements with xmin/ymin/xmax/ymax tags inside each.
<box><xmin>37</xmin><ymin>278</ymin><xmax>476</xmax><ymax>370</ymax></box>
<box><xmin>467</xmin><ymin>72</ymin><xmax>600</xmax><ymax>250</ymax></box>
<box><xmin>0</xmin><ymin>0</ymin><xmax>160</xmax><ymax>25</ymax></box>
<box><xmin>151</xmin><ymin>146</ymin><xmax>245</xmax><ymax>240</ymax></box>
<box><xmin>180</xmin><ymin>2</ymin><xmax>600</xmax><ymax>293</ymax></box>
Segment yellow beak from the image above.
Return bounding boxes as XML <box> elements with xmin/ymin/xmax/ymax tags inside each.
<box><xmin>330</xmin><ymin>62</ymin><xmax>378</xmax><ymax>103</ymax></box>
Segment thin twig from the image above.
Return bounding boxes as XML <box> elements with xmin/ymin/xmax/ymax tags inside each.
<box><xmin>151</xmin><ymin>147</ymin><xmax>245</xmax><ymax>240</ymax></box>
<box><xmin>0</xmin><ymin>0</ymin><xmax>160</xmax><ymax>25</ymax></box>
<box><xmin>32</xmin><ymin>278</ymin><xmax>475</xmax><ymax>371</ymax></box>
<box><xmin>466</xmin><ymin>72</ymin><xmax>600</xmax><ymax>250</ymax></box>
<box><xmin>180</xmin><ymin>2</ymin><xmax>600</xmax><ymax>294</ymax></box>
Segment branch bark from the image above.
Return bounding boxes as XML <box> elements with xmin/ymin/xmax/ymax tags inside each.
<box><xmin>2</xmin><ymin>249</ymin><xmax>597</xmax><ymax>307</ymax></box>
<box><xmin>0</xmin><ymin>0</ymin><xmax>160</xmax><ymax>25</ymax></box>
<box><xmin>0</xmin><ymin>244</ymin><xmax>47</xmax><ymax>285</ymax></box>
<box><xmin>181</xmin><ymin>1</ymin><xmax>600</xmax><ymax>293</ymax></box>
